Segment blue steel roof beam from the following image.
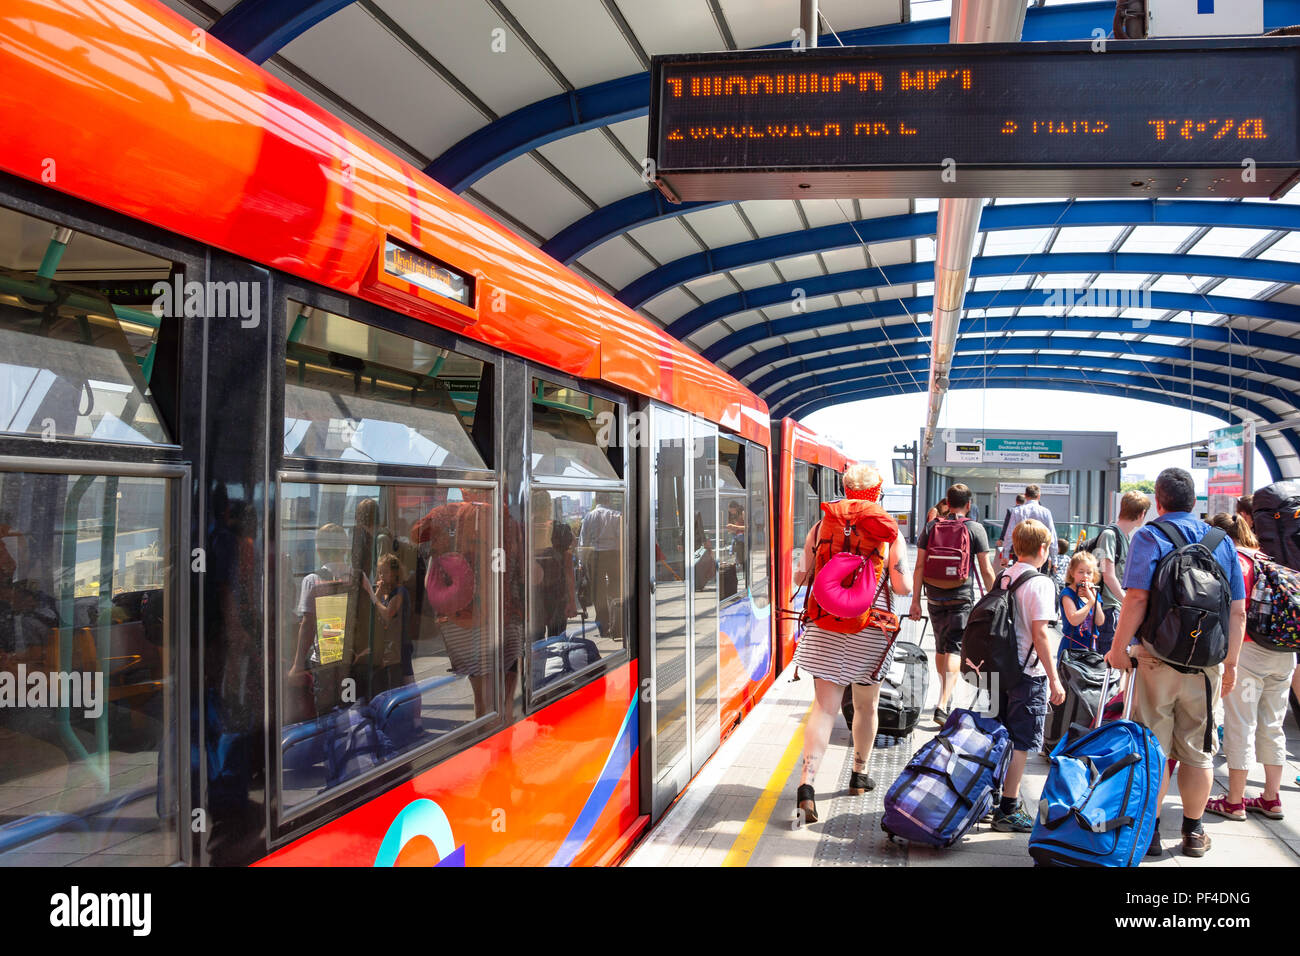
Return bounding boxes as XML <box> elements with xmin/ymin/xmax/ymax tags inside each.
<box><xmin>730</xmin><ymin>314</ymin><xmax>1298</xmax><ymax>382</ymax></box>
<box><xmin>705</xmin><ymin>289</ymin><xmax>1300</xmax><ymax>365</ymax></box>
<box><xmin>209</xmin><ymin>0</ymin><xmax>355</xmax><ymax>64</ymax></box>
<box><xmin>765</xmin><ymin>352</ymin><xmax>1300</xmax><ymax>413</ymax></box>
<box><xmin>620</xmin><ymin>200</ymin><xmax>1300</xmax><ymax>310</ymax></box>
<box><xmin>668</xmin><ymin>252</ymin><xmax>1300</xmax><ymax>343</ymax></box>
<box><xmin>749</xmin><ymin>333</ymin><xmax>1296</xmax><ymax>399</ymax></box>
<box><xmin>425</xmin><ymin>74</ymin><xmax>651</xmax><ymax>193</ymax></box>
<box><xmin>775</xmin><ymin>378</ymin><xmax>1292</xmax><ymax>479</ymax></box>
<box><xmin>421</xmin><ymin>2</ymin><xmax>1124</xmax><ymax>195</ymax></box>
<box><xmin>773</xmin><ymin>367</ymin><xmax>1300</xmax><ymax>454</ymax></box>
<box><xmin>542</xmin><ymin>193</ymin><xmax>727</xmax><ymax>264</ymax></box>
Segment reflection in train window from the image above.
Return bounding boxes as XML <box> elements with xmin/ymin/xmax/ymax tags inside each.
<box><xmin>747</xmin><ymin>447</ymin><xmax>771</xmax><ymax>610</ymax></box>
<box><xmin>527</xmin><ymin>488</ymin><xmax>625</xmax><ymax>692</ymax></box>
<box><xmin>717</xmin><ymin>438</ymin><xmax>746</xmax><ymax>603</ymax></box>
<box><xmin>791</xmin><ymin>462</ymin><xmax>821</xmax><ymax>579</ymax></box>
<box><xmin>0</xmin><ymin>205</ymin><xmax>174</xmax><ymax>445</ymax></box>
<box><xmin>530</xmin><ymin>379</ymin><xmax>621</xmax><ymax>481</ymax></box>
<box><xmin>283</xmin><ymin>304</ymin><xmax>489</xmax><ymax>470</ymax></box>
<box><xmin>278</xmin><ymin>481</ymin><xmax>502</xmax><ymax>812</ymax></box>
<box><xmin>0</xmin><ymin>469</ymin><xmax>179</xmax><ymax>864</ymax></box>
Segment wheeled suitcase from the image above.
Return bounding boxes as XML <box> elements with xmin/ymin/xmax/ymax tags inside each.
<box><xmin>881</xmin><ymin>709</ymin><xmax>1012</xmax><ymax>847</ymax></box>
<box><xmin>1043</xmin><ymin>647</ymin><xmax>1108</xmax><ymax>750</ymax></box>
<box><xmin>842</xmin><ymin>638</ymin><xmax>930</xmax><ymax>739</ymax></box>
<box><xmin>1029</xmin><ymin>666</ymin><xmax>1164</xmax><ymax>867</ymax></box>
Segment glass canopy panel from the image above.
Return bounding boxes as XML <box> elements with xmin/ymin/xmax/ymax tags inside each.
<box><xmin>1051</xmin><ymin>226</ymin><xmax>1124</xmax><ymax>253</ymax></box>
<box><xmin>1187</xmin><ymin>228</ymin><xmax>1274</xmax><ymax>258</ymax></box>
<box><xmin>1120</xmin><ymin>226</ymin><xmax>1197</xmax><ymax>254</ymax></box>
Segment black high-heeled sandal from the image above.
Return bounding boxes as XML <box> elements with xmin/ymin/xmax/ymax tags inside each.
<box><xmin>849</xmin><ymin>771</ymin><xmax>875</xmax><ymax>795</ymax></box>
<box><xmin>796</xmin><ymin>784</ymin><xmax>818</xmax><ymax>824</ymax></box>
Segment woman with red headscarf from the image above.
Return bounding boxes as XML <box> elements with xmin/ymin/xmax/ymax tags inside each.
<box><xmin>790</xmin><ymin>463</ymin><xmax>911</xmax><ymax>824</ymax></box>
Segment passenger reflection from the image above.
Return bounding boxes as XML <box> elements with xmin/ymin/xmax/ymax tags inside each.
<box><xmin>726</xmin><ymin>500</ymin><xmax>747</xmax><ymax>584</ymax></box>
<box><xmin>413</xmin><ymin>492</ymin><xmax>517</xmax><ymax>721</ymax></box>
<box><xmin>531</xmin><ymin>490</ymin><xmax>574</xmax><ymax>641</ymax></box>
<box><xmin>361</xmin><ymin>554</ymin><xmax>408</xmax><ymax>697</ymax></box>
<box><xmin>578</xmin><ymin>492</ymin><xmax>622</xmax><ymax>643</ymax></box>
<box><xmin>351</xmin><ymin>497</ymin><xmax>380</xmax><ymax>572</ymax></box>
<box><xmin>0</xmin><ymin>516</ymin><xmax>52</xmax><ymax>671</ymax></box>
<box><xmin>287</xmin><ymin>523</ymin><xmax>354</xmax><ymax>723</ymax></box>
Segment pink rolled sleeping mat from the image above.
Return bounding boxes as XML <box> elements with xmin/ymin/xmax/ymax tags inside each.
<box><xmin>811</xmin><ymin>552</ymin><xmax>879</xmax><ymax>618</ymax></box>
<box><xmin>426</xmin><ymin>553</ymin><xmax>475</xmax><ymax>615</ymax></box>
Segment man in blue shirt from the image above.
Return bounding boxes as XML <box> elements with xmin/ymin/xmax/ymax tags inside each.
<box><xmin>1105</xmin><ymin>467</ymin><xmax>1246</xmax><ymax>860</ymax></box>
<box><xmin>1001</xmin><ymin>485</ymin><xmax>1058</xmax><ymax>568</ymax></box>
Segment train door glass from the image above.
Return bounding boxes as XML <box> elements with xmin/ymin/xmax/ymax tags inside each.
<box><xmin>649</xmin><ymin>407</ymin><xmax>689</xmax><ymax>814</ymax></box>
<box><xmin>819</xmin><ymin>465</ymin><xmax>839</xmax><ymax>504</ymax></box>
<box><xmin>747</xmin><ymin>447</ymin><xmax>771</xmax><ymax>611</ymax></box>
<box><xmin>650</xmin><ymin>409</ymin><xmax>726</xmax><ymax>811</ymax></box>
<box><xmin>792</xmin><ymin>462</ymin><xmax>821</xmax><ymax>582</ymax></box>
<box><xmin>691</xmin><ymin>419</ymin><xmax>718</xmax><ymax>774</ymax></box>
<box><xmin>717</xmin><ymin>438</ymin><xmax>746</xmax><ymax>603</ymax></box>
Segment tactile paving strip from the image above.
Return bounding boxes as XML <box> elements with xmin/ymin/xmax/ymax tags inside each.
<box><xmin>811</xmin><ymin>724</ymin><xmax>911</xmax><ymax>867</ymax></box>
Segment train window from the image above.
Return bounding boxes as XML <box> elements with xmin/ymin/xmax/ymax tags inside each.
<box><xmin>747</xmin><ymin>447</ymin><xmax>771</xmax><ymax>610</ymax></box>
<box><xmin>791</xmin><ymin>462</ymin><xmax>821</xmax><ymax>576</ymax></box>
<box><xmin>526</xmin><ymin>380</ymin><xmax>627</xmax><ymax>704</ymax></box>
<box><xmin>717</xmin><ymin>437</ymin><xmax>746</xmax><ymax>603</ymax></box>
<box><xmin>283</xmin><ymin>304</ymin><xmax>488</xmax><ymax>470</ymax></box>
<box><xmin>0</xmin><ymin>468</ymin><xmax>180</xmax><ymax>864</ymax></box>
<box><xmin>530</xmin><ymin>379</ymin><xmax>621</xmax><ymax>480</ymax></box>
<box><xmin>278</xmin><ymin>480</ymin><xmax>503</xmax><ymax>813</ymax></box>
<box><xmin>528</xmin><ymin>488</ymin><xmax>624</xmax><ymax>692</ymax></box>
<box><xmin>0</xmin><ymin>206</ymin><xmax>174</xmax><ymax>445</ymax></box>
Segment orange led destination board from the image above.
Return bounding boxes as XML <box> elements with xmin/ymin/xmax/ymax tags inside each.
<box><xmin>647</xmin><ymin>38</ymin><xmax>1300</xmax><ymax>200</ymax></box>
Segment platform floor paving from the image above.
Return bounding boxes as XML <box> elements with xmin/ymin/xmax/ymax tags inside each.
<box><xmin>627</xmin><ymin>614</ymin><xmax>1300</xmax><ymax>868</ymax></box>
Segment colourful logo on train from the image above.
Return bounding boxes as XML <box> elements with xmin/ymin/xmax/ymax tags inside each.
<box><xmin>373</xmin><ymin>799</ymin><xmax>466</xmax><ymax>866</ymax></box>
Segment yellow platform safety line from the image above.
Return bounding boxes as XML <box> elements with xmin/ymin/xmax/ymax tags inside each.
<box><xmin>721</xmin><ymin>703</ymin><xmax>811</xmax><ymax>867</ymax></box>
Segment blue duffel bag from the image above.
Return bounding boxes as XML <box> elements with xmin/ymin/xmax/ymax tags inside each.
<box><xmin>882</xmin><ymin>708</ymin><xmax>1012</xmax><ymax>847</ymax></box>
<box><xmin>1029</xmin><ymin>668</ymin><xmax>1164</xmax><ymax>867</ymax></box>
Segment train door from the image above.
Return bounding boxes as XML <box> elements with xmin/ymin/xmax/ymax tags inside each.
<box><xmin>646</xmin><ymin>406</ymin><xmax>720</xmax><ymax>818</ymax></box>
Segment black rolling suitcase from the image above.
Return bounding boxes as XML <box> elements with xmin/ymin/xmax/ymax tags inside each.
<box><xmin>1043</xmin><ymin>647</ymin><xmax>1108</xmax><ymax>751</ymax></box>
<box><xmin>842</xmin><ymin>622</ymin><xmax>929</xmax><ymax>739</ymax></box>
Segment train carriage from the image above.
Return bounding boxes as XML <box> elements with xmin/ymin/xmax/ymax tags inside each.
<box><xmin>0</xmin><ymin>0</ymin><xmax>777</xmax><ymax>866</ymax></box>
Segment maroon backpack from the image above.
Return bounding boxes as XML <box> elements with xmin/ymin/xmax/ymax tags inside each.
<box><xmin>923</xmin><ymin>515</ymin><xmax>973</xmax><ymax>583</ymax></box>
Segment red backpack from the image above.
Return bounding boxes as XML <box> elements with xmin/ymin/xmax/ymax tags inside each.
<box><xmin>923</xmin><ymin>515</ymin><xmax>973</xmax><ymax>584</ymax></box>
<box><xmin>801</xmin><ymin>499</ymin><xmax>898</xmax><ymax>633</ymax></box>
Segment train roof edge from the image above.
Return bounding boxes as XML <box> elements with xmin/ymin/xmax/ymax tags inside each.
<box><xmin>0</xmin><ymin>0</ymin><xmax>769</xmax><ymax>446</ymax></box>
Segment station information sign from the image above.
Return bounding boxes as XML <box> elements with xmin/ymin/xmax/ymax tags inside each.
<box><xmin>648</xmin><ymin>38</ymin><xmax>1300</xmax><ymax>199</ymax></box>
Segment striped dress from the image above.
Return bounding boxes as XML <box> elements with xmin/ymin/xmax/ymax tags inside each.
<box><xmin>793</xmin><ymin>537</ymin><xmax>906</xmax><ymax>686</ymax></box>
<box><xmin>793</xmin><ymin>621</ymin><xmax>898</xmax><ymax>686</ymax></box>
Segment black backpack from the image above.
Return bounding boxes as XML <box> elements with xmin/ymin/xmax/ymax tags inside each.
<box><xmin>1140</xmin><ymin>520</ymin><xmax>1231</xmax><ymax>670</ymax></box>
<box><xmin>961</xmin><ymin>570</ymin><xmax>1048</xmax><ymax>692</ymax></box>
<box><xmin>1252</xmin><ymin>481</ymin><xmax>1300</xmax><ymax>571</ymax></box>
<box><xmin>1079</xmin><ymin>523</ymin><xmax>1128</xmax><ymax>565</ymax></box>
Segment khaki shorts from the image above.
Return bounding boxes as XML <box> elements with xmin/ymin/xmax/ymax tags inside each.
<box><xmin>1130</xmin><ymin>653</ymin><xmax>1222</xmax><ymax>769</ymax></box>
<box><xmin>1221</xmin><ymin>641</ymin><xmax>1298</xmax><ymax>771</ymax></box>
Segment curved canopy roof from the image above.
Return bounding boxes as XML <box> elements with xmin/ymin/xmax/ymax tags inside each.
<box><xmin>162</xmin><ymin>0</ymin><xmax>1300</xmax><ymax>476</ymax></box>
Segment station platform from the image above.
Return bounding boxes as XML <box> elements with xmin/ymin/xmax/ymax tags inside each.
<box><xmin>627</xmin><ymin>615</ymin><xmax>1300</xmax><ymax>868</ymax></box>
